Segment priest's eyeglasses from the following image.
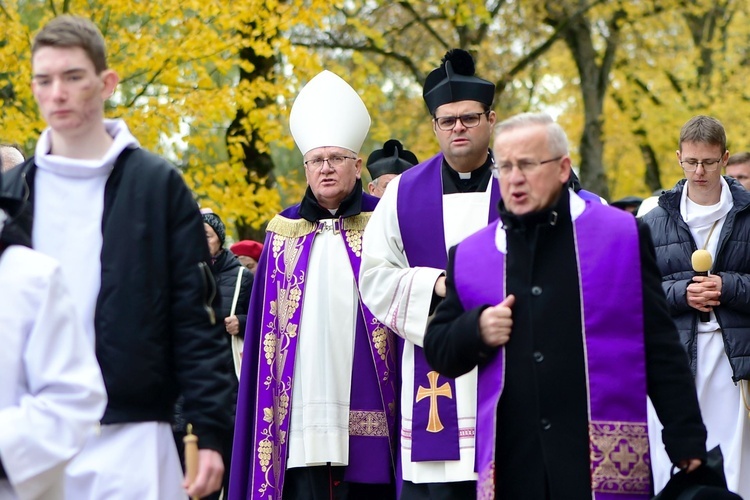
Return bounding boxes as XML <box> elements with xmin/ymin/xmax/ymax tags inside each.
<box><xmin>434</xmin><ymin>111</ymin><xmax>490</xmax><ymax>131</ymax></box>
<box><xmin>496</xmin><ymin>156</ymin><xmax>563</xmax><ymax>176</ymax></box>
<box><xmin>680</xmin><ymin>157</ymin><xmax>723</xmax><ymax>172</ymax></box>
<box><xmin>304</xmin><ymin>155</ymin><xmax>357</xmax><ymax>170</ymax></box>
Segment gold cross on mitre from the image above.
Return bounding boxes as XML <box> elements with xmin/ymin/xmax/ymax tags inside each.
<box><xmin>416</xmin><ymin>370</ymin><xmax>453</xmax><ymax>433</ymax></box>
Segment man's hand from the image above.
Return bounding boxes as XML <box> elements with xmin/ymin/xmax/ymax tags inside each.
<box><xmin>479</xmin><ymin>295</ymin><xmax>515</xmax><ymax>347</ymax></box>
<box><xmin>687</xmin><ymin>275</ymin><xmax>722</xmax><ymax>312</ymax></box>
<box><xmin>184</xmin><ymin>449</ymin><xmax>224</xmax><ymax>498</ymax></box>
<box><xmin>676</xmin><ymin>458</ymin><xmax>702</xmax><ymax>473</ymax></box>
<box><xmin>434</xmin><ymin>276</ymin><xmax>447</xmax><ymax>298</ymax></box>
<box><xmin>225</xmin><ymin>315</ymin><xmax>240</xmax><ymax>335</ymax></box>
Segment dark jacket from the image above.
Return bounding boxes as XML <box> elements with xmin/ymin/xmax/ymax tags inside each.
<box><xmin>2</xmin><ymin>148</ymin><xmax>233</xmax><ymax>452</ymax></box>
<box><xmin>425</xmin><ymin>189</ymin><xmax>706</xmax><ymax>499</ymax></box>
<box><xmin>641</xmin><ymin>177</ymin><xmax>750</xmax><ymax>381</ymax></box>
<box><xmin>210</xmin><ymin>249</ymin><xmax>252</xmax><ymax>340</ymax></box>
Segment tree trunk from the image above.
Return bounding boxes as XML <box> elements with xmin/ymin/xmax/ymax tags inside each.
<box><xmin>227</xmin><ymin>31</ymin><xmax>277</xmax><ymax>242</ymax></box>
<box><xmin>550</xmin><ymin>7</ymin><xmax>625</xmax><ymax>200</ymax></box>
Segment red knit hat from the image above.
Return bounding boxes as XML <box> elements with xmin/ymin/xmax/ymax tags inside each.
<box><xmin>230</xmin><ymin>240</ymin><xmax>263</xmax><ymax>261</ymax></box>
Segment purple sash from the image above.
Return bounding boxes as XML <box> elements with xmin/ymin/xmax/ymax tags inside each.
<box><xmin>397</xmin><ymin>153</ymin><xmax>500</xmax><ymax>462</ymax></box>
<box><xmin>247</xmin><ymin>213</ymin><xmax>396</xmax><ymax>499</ymax></box>
<box><xmin>454</xmin><ymin>201</ymin><xmax>649</xmax><ymax>499</ymax></box>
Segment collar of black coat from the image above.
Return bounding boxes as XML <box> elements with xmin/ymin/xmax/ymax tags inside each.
<box><xmin>498</xmin><ymin>184</ymin><xmax>569</xmax><ymax>231</ymax></box>
<box><xmin>299</xmin><ymin>179</ymin><xmax>364</xmax><ymax>222</ymax></box>
<box><xmin>209</xmin><ymin>248</ymin><xmax>242</xmax><ymax>274</ymax></box>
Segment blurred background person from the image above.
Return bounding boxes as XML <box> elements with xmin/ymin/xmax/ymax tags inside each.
<box><xmin>365</xmin><ymin>139</ymin><xmax>418</xmax><ymax>197</ymax></box>
<box><xmin>229</xmin><ymin>239</ymin><xmax>263</xmax><ymax>274</ymax></box>
<box><xmin>198</xmin><ymin>210</ymin><xmax>252</xmax><ymax>498</ymax></box>
<box><xmin>726</xmin><ymin>152</ymin><xmax>750</xmax><ymax>190</ymax></box>
<box><xmin>611</xmin><ymin>195</ymin><xmax>643</xmax><ymax>214</ymax></box>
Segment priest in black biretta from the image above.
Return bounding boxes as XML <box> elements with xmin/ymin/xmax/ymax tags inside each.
<box><xmin>356</xmin><ymin>48</ymin><xmax>500</xmax><ymax>500</ymax></box>
<box><xmin>365</xmin><ymin>139</ymin><xmax>419</xmax><ymax>197</ymax></box>
<box><xmin>423</xmin><ymin>49</ymin><xmax>495</xmax><ymax>116</ymax></box>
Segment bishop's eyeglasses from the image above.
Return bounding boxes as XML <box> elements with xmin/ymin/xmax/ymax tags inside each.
<box><xmin>304</xmin><ymin>155</ymin><xmax>357</xmax><ymax>171</ymax></box>
<box><xmin>433</xmin><ymin>111</ymin><xmax>490</xmax><ymax>131</ymax></box>
<box><xmin>679</xmin><ymin>157</ymin><xmax>723</xmax><ymax>172</ymax></box>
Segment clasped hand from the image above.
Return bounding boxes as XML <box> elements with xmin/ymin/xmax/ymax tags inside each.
<box><xmin>686</xmin><ymin>275</ymin><xmax>721</xmax><ymax>313</ymax></box>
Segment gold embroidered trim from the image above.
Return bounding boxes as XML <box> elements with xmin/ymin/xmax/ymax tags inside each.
<box><xmin>266</xmin><ymin>212</ymin><xmax>372</xmax><ymax>239</ymax></box>
<box><xmin>349</xmin><ymin>410</ymin><xmax>388</xmax><ymax>437</ymax></box>
<box><xmin>590</xmin><ymin>420</ymin><xmax>650</xmax><ymax>494</ymax></box>
<box><xmin>477</xmin><ymin>461</ymin><xmax>495</xmax><ymax>500</ymax></box>
<box><xmin>267</xmin><ymin>215</ymin><xmax>317</xmax><ymax>238</ymax></box>
<box><xmin>371</xmin><ymin>323</ymin><xmax>388</xmax><ymax>361</ymax></box>
<box><xmin>256</xmin><ymin>232</ymin><xmax>307</xmax><ymax>493</ymax></box>
<box><xmin>342</xmin><ymin>212</ymin><xmax>371</xmax><ymax>231</ymax></box>
<box><xmin>345</xmin><ymin>228</ymin><xmax>363</xmax><ymax>257</ymax></box>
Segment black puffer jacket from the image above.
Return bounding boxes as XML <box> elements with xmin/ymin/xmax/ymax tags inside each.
<box><xmin>2</xmin><ymin>149</ymin><xmax>233</xmax><ymax>452</ymax></box>
<box><xmin>641</xmin><ymin>176</ymin><xmax>750</xmax><ymax>381</ymax></box>
<box><xmin>210</xmin><ymin>249</ymin><xmax>252</xmax><ymax>340</ymax></box>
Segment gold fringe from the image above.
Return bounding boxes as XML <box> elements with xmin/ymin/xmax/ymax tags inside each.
<box><xmin>266</xmin><ymin>212</ymin><xmax>373</xmax><ymax>238</ymax></box>
<box><xmin>266</xmin><ymin>215</ymin><xmax>317</xmax><ymax>238</ymax></box>
<box><xmin>342</xmin><ymin>212</ymin><xmax>372</xmax><ymax>231</ymax></box>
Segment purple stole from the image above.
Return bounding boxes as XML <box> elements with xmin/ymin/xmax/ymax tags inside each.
<box><xmin>238</xmin><ymin>208</ymin><xmax>396</xmax><ymax>499</ymax></box>
<box><xmin>453</xmin><ymin>201</ymin><xmax>649</xmax><ymax>499</ymax></box>
<box><xmin>396</xmin><ymin>152</ymin><xmax>500</xmax><ymax>462</ymax></box>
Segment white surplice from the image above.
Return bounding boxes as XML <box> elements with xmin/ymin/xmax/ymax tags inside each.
<box><xmin>287</xmin><ymin>220</ymin><xmax>356</xmax><ymax>468</ymax></box>
<box><xmin>0</xmin><ymin>246</ymin><xmax>106</xmax><ymax>500</ymax></box>
<box><xmin>360</xmin><ymin>173</ymin><xmax>495</xmax><ymax>483</ymax></box>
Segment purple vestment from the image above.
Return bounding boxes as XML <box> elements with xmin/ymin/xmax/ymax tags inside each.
<box><xmin>229</xmin><ymin>198</ymin><xmax>397</xmax><ymax>500</ymax></box>
<box><xmin>453</xmin><ymin>200</ymin><xmax>650</xmax><ymax>499</ymax></box>
<box><xmin>396</xmin><ymin>152</ymin><xmax>500</xmax><ymax>462</ymax></box>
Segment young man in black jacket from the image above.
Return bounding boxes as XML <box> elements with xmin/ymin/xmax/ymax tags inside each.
<box><xmin>2</xmin><ymin>14</ymin><xmax>232</xmax><ymax>499</ymax></box>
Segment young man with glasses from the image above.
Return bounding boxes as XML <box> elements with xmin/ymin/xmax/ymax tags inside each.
<box><xmin>360</xmin><ymin>49</ymin><xmax>499</xmax><ymax>499</ymax></box>
<box><xmin>642</xmin><ymin>115</ymin><xmax>750</xmax><ymax>497</ymax></box>
<box><xmin>230</xmin><ymin>70</ymin><xmax>396</xmax><ymax>500</ymax></box>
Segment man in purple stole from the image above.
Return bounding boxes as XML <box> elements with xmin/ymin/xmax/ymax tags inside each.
<box><xmin>424</xmin><ymin>112</ymin><xmax>707</xmax><ymax>499</ymax></box>
<box><xmin>360</xmin><ymin>49</ymin><xmax>498</xmax><ymax>499</ymax></box>
<box><xmin>229</xmin><ymin>71</ymin><xmax>396</xmax><ymax>500</ymax></box>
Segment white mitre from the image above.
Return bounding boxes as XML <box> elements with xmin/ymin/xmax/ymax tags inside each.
<box><xmin>290</xmin><ymin>70</ymin><xmax>371</xmax><ymax>155</ymax></box>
